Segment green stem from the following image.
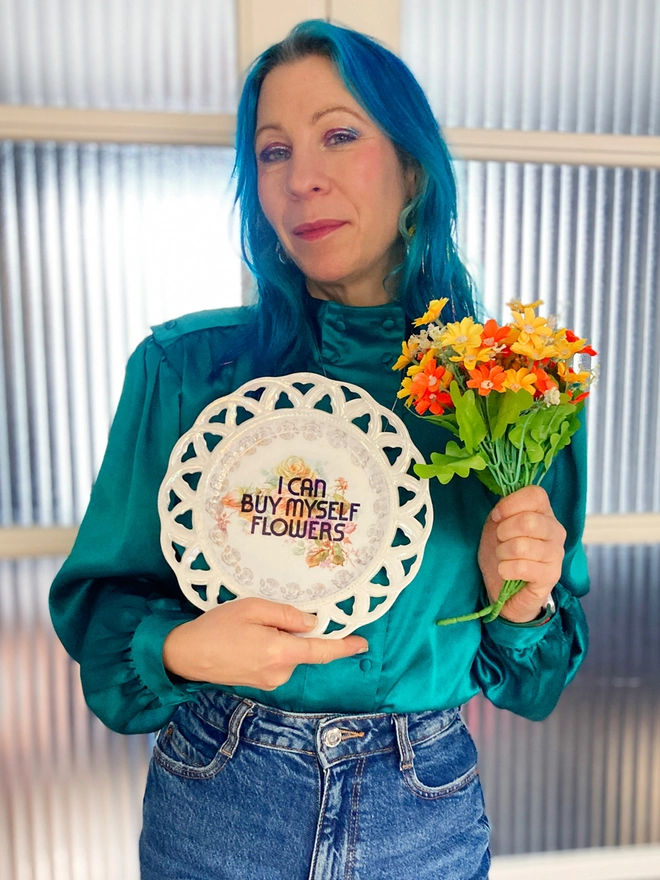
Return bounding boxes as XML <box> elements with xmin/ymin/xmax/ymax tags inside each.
<box><xmin>436</xmin><ymin>578</ymin><xmax>527</xmax><ymax>626</ymax></box>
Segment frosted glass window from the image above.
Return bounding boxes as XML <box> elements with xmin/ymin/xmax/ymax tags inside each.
<box><xmin>402</xmin><ymin>0</ymin><xmax>660</xmax><ymax>134</ymax></box>
<box><xmin>453</xmin><ymin>160</ymin><xmax>660</xmax><ymax>515</ymax></box>
<box><xmin>0</xmin><ymin>0</ymin><xmax>237</xmax><ymax>112</ymax></box>
<box><xmin>0</xmin><ymin>142</ymin><xmax>241</xmax><ymax>526</ymax></box>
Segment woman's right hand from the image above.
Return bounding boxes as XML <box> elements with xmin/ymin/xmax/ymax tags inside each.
<box><xmin>162</xmin><ymin>597</ymin><xmax>369</xmax><ymax>690</ymax></box>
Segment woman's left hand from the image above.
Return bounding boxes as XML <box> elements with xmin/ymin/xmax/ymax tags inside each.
<box><xmin>478</xmin><ymin>485</ymin><xmax>566</xmax><ymax>623</ymax></box>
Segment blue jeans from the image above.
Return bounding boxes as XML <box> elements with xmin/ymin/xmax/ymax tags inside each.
<box><xmin>140</xmin><ymin>691</ymin><xmax>490</xmax><ymax>879</ymax></box>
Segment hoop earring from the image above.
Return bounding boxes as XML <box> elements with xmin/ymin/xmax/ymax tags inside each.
<box><xmin>276</xmin><ymin>241</ymin><xmax>290</xmax><ymax>264</ymax></box>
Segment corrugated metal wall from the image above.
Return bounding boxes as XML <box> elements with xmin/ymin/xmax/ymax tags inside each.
<box><xmin>453</xmin><ymin>160</ymin><xmax>660</xmax><ymax>515</ymax></box>
<box><xmin>402</xmin><ymin>0</ymin><xmax>660</xmax><ymax>135</ymax></box>
<box><xmin>0</xmin><ymin>141</ymin><xmax>241</xmax><ymax>527</ymax></box>
<box><xmin>0</xmin><ymin>0</ymin><xmax>237</xmax><ymax>111</ymax></box>
<box><xmin>2</xmin><ymin>0</ymin><xmax>659</xmax><ymax>877</ymax></box>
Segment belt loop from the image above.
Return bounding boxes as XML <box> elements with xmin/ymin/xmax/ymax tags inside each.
<box><xmin>220</xmin><ymin>699</ymin><xmax>254</xmax><ymax>758</ymax></box>
<box><xmin>393</xmin><ymin>714</ymin><xmax>415</xmax><ymax>771</ymax></box>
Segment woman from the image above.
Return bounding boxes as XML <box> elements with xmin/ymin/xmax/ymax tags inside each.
<box><xmin>50</xmin><ymin>20</ymin><xmax>589</xmax><ymax>879</ymax></box>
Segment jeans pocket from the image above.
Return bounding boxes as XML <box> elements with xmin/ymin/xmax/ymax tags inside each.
<box><xmin>153</xmin><ymin>704</ymin><xmax>231</xmax><ymax>780</ymax></box>
<box><xmin>401</xmin><ymin>715</ymin><xmax>478</xmax><ymax>800</ymax></box>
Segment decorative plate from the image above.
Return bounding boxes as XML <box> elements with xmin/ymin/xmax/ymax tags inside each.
<box><xmin>158</xmin><ymin>372</ymin><xmax>432</xmax><ymax>638</ymax></box>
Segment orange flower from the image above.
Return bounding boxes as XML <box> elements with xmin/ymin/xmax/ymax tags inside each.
<box><xmin>480</xmin><ymin>319</ymin><xmax>510</xmax><ymax>351</ymax></box>
<box><xmin>466</xmin><ymin>363</ymin><xmax>506</xmax><ymax>396</ymax></box>
<box><xmin>399</xmin><ymin>358</ymin><xmax>453</xmax><ymax>415</ymax></box>
<box><xmin>502</xmin><ymin>367</ymin><xmax>537</xmax><ymax>394</ymax></box>
<box><xmin>532</xmin><ymin>368</ymin><xmax>558</xmax><ymax>395</ymax></box>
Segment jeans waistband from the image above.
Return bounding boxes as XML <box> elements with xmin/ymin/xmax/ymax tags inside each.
<box><xmin>191</xmin><ymin>690</ymin><xmax>461</xmax><ymax>769</ymax></box>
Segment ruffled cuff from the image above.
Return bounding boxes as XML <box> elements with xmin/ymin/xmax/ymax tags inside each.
<box><xmin>481</xmin><ymin>586</ymin><xmax>557</xmax><ymax>650</ymax></box>
<box><xmin>131</xmin><ymin>599</ymin><xmax>208</xmax><ymax>704</ymax></box>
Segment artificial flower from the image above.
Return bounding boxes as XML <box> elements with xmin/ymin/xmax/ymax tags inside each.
<box><xmin>466</xmin><ymin>363</ymin><xmax>507</xmax><ymax>396</ymax></box>
<box><xmin>439</xmin><ymin>317</ymin><xmax>483</xmax><ymax>354</ymax></box>
<box><xmin>413</xmin><ymin>297</ymin><xmax>449</xmax><ymax>327</ymax></box>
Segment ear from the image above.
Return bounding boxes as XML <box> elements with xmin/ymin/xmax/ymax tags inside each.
<box><xmin>403</xmin><ymin>163</ymin><xmax>420</xmax><ymax>201</ymax></box>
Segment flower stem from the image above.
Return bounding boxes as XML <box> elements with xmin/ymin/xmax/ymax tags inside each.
<box><xmin>436</xmin><ymin>578</ymin><xmax>527</xmax><ymax>626</ymax></box>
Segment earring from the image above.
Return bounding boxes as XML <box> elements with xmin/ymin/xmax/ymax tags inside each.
<box><xmin>276</xmin><ymin>241</ymin><xmax>290</xmax><ymax>264</ymax></box>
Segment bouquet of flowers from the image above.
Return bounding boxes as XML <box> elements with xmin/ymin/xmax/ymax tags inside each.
<box><xmin>394</xmin><ymin>298</ymin><xmax>596</xmax><ymax>625</ymax></box>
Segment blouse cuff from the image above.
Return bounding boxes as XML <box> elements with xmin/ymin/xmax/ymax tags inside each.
<box><xmin>482</xmin><ymin>588</ymin><xmax>558</xmax><ymax>650</ymax></box>
<box><xmin>131</xmin><ymin>607</ymin><xmax>207</xmax><ymax>704</ymax></box>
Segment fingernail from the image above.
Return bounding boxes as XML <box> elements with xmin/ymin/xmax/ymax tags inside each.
<box><xmin>357</xmin><ymin>642</ymin><xmax>369</xmax><ymax>654</ymax></box>
<box><xmin>491</xmin><ymin>507</ymin><xmax>502</xmax><ymax>523</ymax></box>
<box><xmin>303</xmin><ymin>612</ymin><xmax>318</xmax><ymax>628</ymax></box>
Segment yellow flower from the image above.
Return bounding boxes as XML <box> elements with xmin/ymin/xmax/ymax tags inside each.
<box><xmin>510</xmin><ymin>337</ymin><xmax>557</xmax><ymax>360</ymax></box>
<box><xmin>557</xmin><ymin>362</ymin><xmax>591</xmax><ymax>385</ymax></box>
<box><xmin>407</xmin><ymin>348</ymin><xmax>438</xmax><ymax>377</ymax></box>
<box><xmin>413</xmin><ymin>297</ymin><xmax>449</xmax><ymax>327</ymax></box>
<box><xmin>553</xmin><ymin>329</ymin><xmax>587</xmax><ymax>360</ymax></box>
<box><xmin>449</xmin><ymin>346</ymin><xmax>492</xmax><ymax>371</ymax></box>
<box><xmin>393</xmin><ymin>338</ymin><xmax>420</xmax><ymax>371</ymax></box>
<box><xmin>502</xmin><ymin>368</ymin><xmax>537</xmax><ymax>394</ymax></box>
<box><xmin>439</xmin><ymin>317</ymin><xmax>483</xmax><ymax>354</ymax></box>
<box><xmin>274</xmin><ymin>456</ymin><xmax>313</xmax><ymax>481</ymax></box>
<box><xmin>511</xmin><ymin>307</ymin><xmax>554</xmax><ymax>348</ymax></box>
<box><xmin>507</xmin><ymin>298</ymin><xmax>544</xmax><ymax>313</ymax></box>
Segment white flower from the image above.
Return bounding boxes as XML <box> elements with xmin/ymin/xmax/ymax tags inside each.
<box><xmin>544</xmin><ymin>388</ymin><xmax>561</xmax><ymax>406</ymax></box>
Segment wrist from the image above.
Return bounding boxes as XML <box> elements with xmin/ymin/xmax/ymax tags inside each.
<box><xmin>498</xmin><ymin>592</ymin><xmax>556</xmax><ymax>626</ymax></box>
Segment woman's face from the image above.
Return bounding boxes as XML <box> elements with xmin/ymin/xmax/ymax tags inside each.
<box><xmin>255</xmin><ymin>54</ymin><xmax>415</xmax><ymax>302</ymax></box>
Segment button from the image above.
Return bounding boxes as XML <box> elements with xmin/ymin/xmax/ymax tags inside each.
<box><xmin>360</xmin><ymin>658</ymin><xmax>372</xmax><ymax>672</ymax></box>
<box><xmin>335</xmin><ymin>319</ymin><xmax>346</xmax><ymax>332</ymax></box>
<box><xmin>380</xmin><ymin>352</ymin><xmax>392</xmax><ymax>365</ymax></box>
<box><xmin>323</xmin><ymin>727</ymin><xmax>343</xmax><ymax>748</ymax></box>
<box><xmin>165</xmin><ymin>320</ymin><xmax>177</xmax><ymax>330</ymax></box>
<box><xmin>382</xmin><ymin>318</ymin><xmax>395</xmax><ymax>331</ymax></box>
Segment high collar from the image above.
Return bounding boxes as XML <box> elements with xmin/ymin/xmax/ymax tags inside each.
<box><xmin>306</xmin><ymin>297</ymin><xmax>407</xmax><ymax>409</ymax></box>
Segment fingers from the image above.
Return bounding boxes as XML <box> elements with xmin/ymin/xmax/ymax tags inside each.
<box><xmin>293</xmin><ymin>633</ymin><xmax>369</xmax><ymax>665</ymax></box>
<box><xmin>255</xmin><ymin>631</ymin><xmax>369</xmax><ymax>691</ymax></box>
<box><xmin>484</xmin><ymin>485</ymin><xmax>566</xmax><ymax>598</ymax></box>
<box><xmin>238</xmin><ymin>597</ymin><xmax>320</xmax><ymax>633</ymax></box>
<box><xmin>490</xmin><ymin>485</ymin><xmax>552</xmax><ymax>523</ymax></box>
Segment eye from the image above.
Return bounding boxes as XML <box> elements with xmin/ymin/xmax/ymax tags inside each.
<box><xmin>258</xmin><ymin>143</ymin><xmax>291</xmax><ymax>164</ymax></box>
<box><xmin>325</xmin><ymin>128</ymin><xmax>360</xmax><ymax>146</ymax></box>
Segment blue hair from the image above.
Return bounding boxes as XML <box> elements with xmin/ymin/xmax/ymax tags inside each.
<box><xmin>232</xmin><ymin>19</ymin><xmax>477</xmax><ymax>373</ymax></box>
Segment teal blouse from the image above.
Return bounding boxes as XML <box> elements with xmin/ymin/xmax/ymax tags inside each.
<box><xmin>50</xmin><ymin>300</ymin><xmax>589</xmax><ymax>735</ymax></box>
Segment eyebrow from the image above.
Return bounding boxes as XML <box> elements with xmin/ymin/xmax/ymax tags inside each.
<box><xmin>254</xmin><ymin>105</ymin><xmax>366</xmax><ymax>140</ymax></box>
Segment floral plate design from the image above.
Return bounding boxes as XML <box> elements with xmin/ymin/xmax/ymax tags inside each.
<box><xmin>158</xmin><ymin>373</ymin><xmax>432</xmax><ymax>638</ymax></box>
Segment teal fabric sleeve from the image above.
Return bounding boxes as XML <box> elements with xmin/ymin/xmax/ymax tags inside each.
<box><xmin>50</xmin><ymin>338</ymin><xmax>205</xmax><ymax>734</ymax></box>
<box><xmin>470</xmin><ymin>413</ymin><xmax>590</xmax><ymax>721</ymax></box>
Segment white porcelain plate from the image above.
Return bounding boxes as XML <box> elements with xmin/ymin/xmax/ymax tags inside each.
<box><xmin>158</xmin><ymin>372</ymin><xmax>432</xmax><ymax>638</ymax></box>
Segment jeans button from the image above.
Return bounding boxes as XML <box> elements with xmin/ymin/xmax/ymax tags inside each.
<box><xmin>323</xmin><ymin>727</ymin><xmax>343</xmax><ymax>748</ymax></box>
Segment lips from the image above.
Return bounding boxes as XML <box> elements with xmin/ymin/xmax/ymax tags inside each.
<box><xmin>292</xmin><ymin>220</ymin><xmax>347</xmax><ymax>241</ymax></box>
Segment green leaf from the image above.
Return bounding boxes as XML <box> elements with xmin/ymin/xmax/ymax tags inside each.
<box><xmin>422</xmin><ymin>413</ymin><xmax>460</xmax><ymax>436</ymax></box>
<box><xmin>475</xmin><ymin>467</ymin><xmax>506</xmax><ymax>496</ymax></box>
<box><xmin>524</xmin><ymin>435</ymin><xmax>544</xmax><ymax>463</ymax></box>
<box><xmin>414</xmin><ymin>441</ymin><xmax>487</xmax><ymax>484</ymax></box>
<box><xmin>452</xmin><ymin>386</ymin><xmax>488</xmax><ymax>453</ymax></box>
<box><xmin>491</xmin><ymin>389</ymin><xmax>534</xmax><ymax>441</ymax></box>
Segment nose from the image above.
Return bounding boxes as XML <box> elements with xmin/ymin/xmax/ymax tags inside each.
<box><xmin>284</xmin><ymin>149</ymin><xmax>328</xmax><ymax>198</ymax></box>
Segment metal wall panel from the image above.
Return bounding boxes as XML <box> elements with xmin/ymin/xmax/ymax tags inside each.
<box><xmin>0</xmin><ymin>0</ymin><xmax>238</xmax><ymax>112</ymax></box>
<box><xmin>466</xmin><ymin>543</ymin><xmax>660</xmax><ymax>855</ymax></box>
<box><xmin>0</xmin><ymin>556</ymin><xmax>152</xmax><ymax>880</ymax></box>
<box><xmin>454</xmin><ymin>160</ymin><xmax>660</xmax><ymax>514</ymax></box>
<box><xmin>1</xmin><ymin>545</ymin><xmax>658</xmax><ymax>878</ymax></box>
<box><xmin>401</xmin><ymin>0</ymin><xmax>660</xmax><ymax>135</ymax></box>
<box><xmin>0</xmin><ymin>141</ymin><xmax>241</xmax><ymax>527</ymax></box>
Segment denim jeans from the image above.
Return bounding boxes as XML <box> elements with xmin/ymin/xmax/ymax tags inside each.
<box><xmin>140</xmin><ymin>690</ymin><xmax>490</xmax><ymax>879</ymax></box>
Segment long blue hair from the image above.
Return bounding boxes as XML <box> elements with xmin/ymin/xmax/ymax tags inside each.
<box><xmin>232</xmin><ymin>19</ymin><xmax>476</xmax><ymax>373</ymax></box>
